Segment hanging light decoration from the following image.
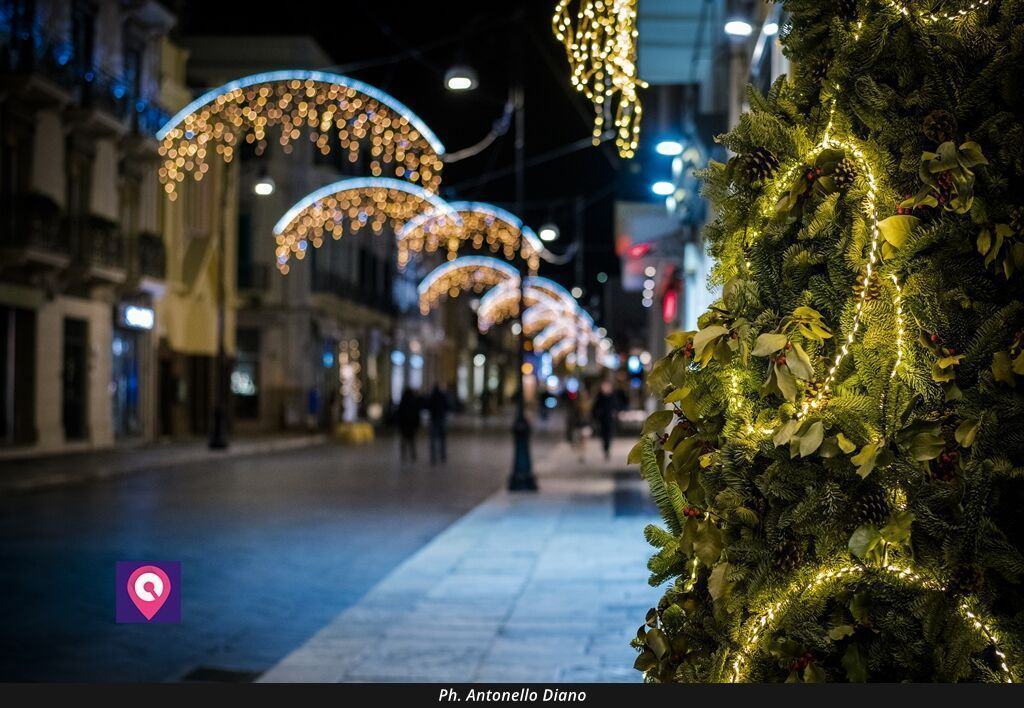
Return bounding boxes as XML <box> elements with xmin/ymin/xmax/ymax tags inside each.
<box><xmin>417</xmin><ymin>256</ymin><xmax>519</xmax><ymax>315</ymax></box>
<box><xmin>271</xmin><ymin>177</ymin><xmax>460</xmax><ymax>273</ymax></box>
<box><xmin>397</xmin><ymin>201</ymin><xmax>545</xmax><ymax>271</ymax></box>
<box><xmin>156</xmin><ymin>70</ymin><xmax>446</xmax><ymax>200</ymax></box>
<box><xmin>476</xmin><ymin>282</ymin><xmax>559</xmax><ymax>333</ymax></box>
<box><xmin>552</xmin><ymin>0</ymin><xmax>646</xmax><ymax>159</ymax></box>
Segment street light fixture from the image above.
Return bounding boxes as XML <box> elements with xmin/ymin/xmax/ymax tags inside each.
<box><xmin>651</xmin><ymin>180</ymin><xmax>675</xmax><ymax>196</ymax></box>
<box><xmin>724</xmin><ymin>19</ymin><xmax>754</xmax><ymax>37</ymax></box>
<box><xmin>763</xmin><ymin>21</ymin><xmax>779</xmax><ymax>36</ymax></box>
<box><xmin>538</xmin><ymin>223</ymin><xmax>559</xmax><ymax>242</ymax></box>
<box><xmin>654</xmin><ymin>139</ymin><xmax>684</xmax><ymax>156</ymax></box>
<box><xmin>445</xmin><ymin>65</ymin><xmax>478</xmax><ymax>92</ymax></box>
<box><xmin>253</xmin><ymin>174</ymin><xmax>275</xmax><ymax>196</ymax></box>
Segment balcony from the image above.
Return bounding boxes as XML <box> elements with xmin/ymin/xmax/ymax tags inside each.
<box><xmin>78</xmin><ymin>216</ymin><xmax>126</xmax><ymax>282</ymax></box>
<box><xmin>137</xmin><ymin>232</ymin><xmax>165</xmax><ymax>280</ymax></box>
<box><xmin>0</xmin><ymin>193</ymin><xmax>71</xmax><ymax>270</ymax></box>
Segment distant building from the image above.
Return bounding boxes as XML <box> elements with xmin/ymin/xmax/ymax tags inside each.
<box><xmin>0</xmin><ymin>0</ymin><xmax>177</xmax><ymax>454</ymax></box>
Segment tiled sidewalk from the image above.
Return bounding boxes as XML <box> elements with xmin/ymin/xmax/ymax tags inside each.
<box><xmin>259</xmin><ymin>439</ymin><xmax>661</xmax><ymax>683</ymax></box>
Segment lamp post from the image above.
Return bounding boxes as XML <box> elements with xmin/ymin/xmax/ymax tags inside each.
<box><xmin>508</xmin><ymin>83</ymin><xmax>536</xmax><ymax>491</ymax></box>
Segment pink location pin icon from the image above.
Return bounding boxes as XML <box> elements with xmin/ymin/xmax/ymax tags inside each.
<box><xmin>127</xmin><ymin>565</ymin><xmax>171</xmax><ymax>620</ymax></box>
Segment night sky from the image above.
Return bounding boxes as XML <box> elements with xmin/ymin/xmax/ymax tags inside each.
<box><xmin>174</xmin><ymin>0</ymin><xmax>624</xmax><ymax>301</ymax></box>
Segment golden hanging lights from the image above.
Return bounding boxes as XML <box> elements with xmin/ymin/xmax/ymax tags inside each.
<box><xmin>156</xmin><ymin>70</ymin><xmax>446</xmax><ymax>200</ymax></box>
<box><xmin>552</xmin><ymin>0</ymin><xmax>647</xmax><ymax>159</ymax></box>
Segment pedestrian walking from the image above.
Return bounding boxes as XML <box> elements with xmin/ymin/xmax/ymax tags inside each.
<box><xmin>569</xmin><ymin>386</ymin><xmax>592</xmax><ymax>463</ymax></box>
<box><xmin>427</xmin><ymin>383</ymin><xmax>450</xmax><ymax>464</ymax></box>
<box><xmin>396</xmin><ymin>387</ymin><xmax>422</xmax><ymax>462</ymax></box>
<box><xmin>591</xmin><ymin>379</ymin><xmax>619</xmax><ymax>461</ymax></box>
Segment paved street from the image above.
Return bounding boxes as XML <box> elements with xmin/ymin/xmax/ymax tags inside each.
<box><xmin>0</xmin><ymin>421</ymin><xmax>659</xmax><ymax>683</ymax></box>
<box><xmin>0</xmin><ymin>425</ymin><xmax>562</xmax><ymax>682</ymax></box>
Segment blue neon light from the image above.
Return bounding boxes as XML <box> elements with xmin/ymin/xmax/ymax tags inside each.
<box><xmin>156</xmin><ymin>69</ymin><xmax>445</xmax><ymax>154</ymax></box>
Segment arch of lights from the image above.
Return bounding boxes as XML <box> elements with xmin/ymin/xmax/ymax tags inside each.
<box><xmin>549</xmin><ymin>337</ymin><xmax>578</xmax><ymax>364</ymax></box>
<box><xmin>477</xmin><ymin>282</ymin><xmax>561</xmax><ymax>333</ymax></box>
<box><xmin>396</xmin><ymin>201</ymin><xmax>545</xmax><ymax>270</ymax></box>
<box><xmin>156</xmin><ymin>70</ymin><xmax>445</xmax><ymax>199</ymax></box>
<box><xmin>417</xmin><ymin>256</ymin><xmax>519</xmax><ymax>315</ymax></box>
<box><xmin>271</xmin><ymin>177</ymin><xmax>460</xmax><ymax>273</ymax></box>
<box><xmin>534</xmin><ymin>321</ymin><xmax>577</xmax><ymax>353</ymax></box>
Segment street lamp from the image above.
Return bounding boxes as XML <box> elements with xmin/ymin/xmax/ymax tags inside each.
<box><xmin>253</xmin><ymin>173</ymin><xmax>275</xmax><ymax>196</ymax></box>
<box><xmin>762</xmin><ymin>21</ymin><xmax>779</xmax><ymax>36</ymax></box>
<box><xmin>654</xmin><ymin>139</ymin><xmax>684</xmax><ymax>156</ymax></box>
<box><xmin>445</xmin><ymin>65</ymin><xmax>478</xmax><ymax>92</ymax></box>
<box><xmin>724</xmin><ymin>19</ymin><xmax>754</xmax><ymax>37</ymax></box>
<box><xmin>538</xmin><ymin>223</ymin><xmax>559</xmax><ymax>242</ymax></box>
<box><xmin>651</xmin><ymin>180</ymin><xmax>675</xmax><ymax>196</ymax></box>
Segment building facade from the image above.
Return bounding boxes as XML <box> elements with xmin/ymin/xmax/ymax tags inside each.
<box><xmin>0</xmin><ymin>0</ymin><xmax>178</xmax><ymax>455</ymax></box>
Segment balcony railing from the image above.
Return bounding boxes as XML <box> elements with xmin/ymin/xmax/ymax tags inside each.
<box><xmin>137</xmin><ymin>232</ymin><xmax>165</xmax><ymax>279</ymax></box>
<box><xmin>0</xmin><ymin>192</ymin><xmax>70</xmax><ymax>259</ymax></box>
<box><xmin>80</xmin><ymin>216</ymin><xmax>124</xmax><ymax>272</ymax></box>
<box><xmin>0</xmin><ymin>8</ymin><xmax>170</xmax><ymax>135</ymax></box>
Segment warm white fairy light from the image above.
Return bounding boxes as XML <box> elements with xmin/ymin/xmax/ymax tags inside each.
<box><xmin>890</xmin><ymin>274</ymin><xmax>906</xmax><ymax>379</ymax></box>
<box><xmin>156</xmin><ymin>70</ymin><xmax>444</xmax><ymax>200</ymax></box>
<box><xmin>272</xmin><ymin>177</ymin><xmax>459</xmax><ymax>273</ymax></box>
<box><xmin>886</xmin><ymin>0</ymin><xmax>992</xmax><ymax>24</ymax></box>
<box><xmin>721</xmin><ymin>562</ymin><xmax>1014</xmax><ymax>683</ymax></box>
<box><xmin>417</xmin><ymin>256</ymin><xmax>518</xmax><ymax>315</ymax></box>
<box><xmin>552</xmin><ymin>0</ymin><xmax>646</xmax><ymax>158</ymax></box>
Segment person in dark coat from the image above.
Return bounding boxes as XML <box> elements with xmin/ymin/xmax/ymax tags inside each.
<box><xmin>591</xmin><ymin>379</ymin><xmax>619</xmax><ymax>461</ymax></box>
<box><xmin>396</xmin><ymin>387</ymin><xmax>422</xmax><ymax>462</ymax></box>
<box><xmin>427</xmin><ymin>383</ymin><xmax>450</xmax><ymax>464</ymax></box>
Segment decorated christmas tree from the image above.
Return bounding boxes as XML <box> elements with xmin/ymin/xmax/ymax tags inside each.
<box><xmin>631</xmin><ymin>0</ymin><xmax>1024</xmax><ymax>682</ymax></box>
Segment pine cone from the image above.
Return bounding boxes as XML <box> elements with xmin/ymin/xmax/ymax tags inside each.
<box><xmin>809</xmin><ymin>59</ymin><xmax>829</xmax><ymax>85</ymax></box>
<box><xmin>854</xmin><ymin>484</ymin><xmax>891</xmax><ymax>526</ymax></box>
<box><xmin>1008</xmin><ymin>206</ymin><xmax>1024</xmax><ymax>235</ymax></box>
<box><xmin>948</xmin><ymin>564</ymin><xmax>985</xmax><ymax>596</ymax></box>
<box><xmin>774</xmin><ymin>539</ymin><xmax>801</xmax><ymax>572</ymax></box>
<box><xmin>833</xmin><ymin>156</ymin><xmax>858</xmax><ymax>190</ymax></box>
<box><xmin>853</xmin><ymin>272</ymin><xmax>882</xmax><ymax>301</ymax></box>
<box><xmin>740</xmin><ymin>147</ymin><xmax>780</xmax><ymax>183</ymax></box>
<box><xmin>923</xmin><ymin>110</ymin><xmax>957</xmax><ymax>144</ymax></box>
<box><xmin>836</xmin><ymin>0</ymin><xmax>858</xmax><ymax>21</ymax></box>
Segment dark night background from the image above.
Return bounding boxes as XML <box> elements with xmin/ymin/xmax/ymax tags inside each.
<box><xmin>174</xmin><ymin>0</ymin><xmax>623</xmax><ymax>301</ymax></box>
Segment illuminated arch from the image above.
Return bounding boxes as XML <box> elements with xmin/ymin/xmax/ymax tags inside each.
<box><xmin>417</xmin><ymin>256</ymin><xmax>518</xmax><ymax>315</ymax></box>
<box><xmin>396</xmin><ymin>201</ymin><xmax>544</xmax><ymax>270</ymax></box>
<box><xmin>156</xmin><ymin>70</ymin><xmax>445</xmax><ymax>198</ymax></box>
<box><xmin>477</xmin><ymin>281</ymin><xmax>563</xmax><ymax>333</ymax></box>
<box><xmin>720</xmin><ymin>562</ymin><xmax>1014</xmax><ymax>683</ymax></box>
<box><xmin>271</xmin><ymin>177</ymin><xmax>459</xmax><ymax>272</ymax></box>
<box><xmin>549</xmin><ymin>337</ymin><xmax>577</xmax><ymax>364</ymax></box>
<box><xmin>534</xmin><ymin>321</ymin><xmax>577</xmax><ymax>353</ymax></box>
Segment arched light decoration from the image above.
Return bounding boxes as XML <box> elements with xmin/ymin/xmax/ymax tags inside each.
<box><xmin>477</xmin><ymin>282</ymin><xmax>561</xmax><ymax>333</ymax></box>
<box><xmin>553</xmin><ymin>0</ymin><xmax>646</xmax><ymax>159</ymax></box>
<box><xmin>534</xmin><ymin>321</ymin><xmax>577</xmax><ymax>353</ymax></box>
<box><xmin>156</xmin><ymin>70</ymin><xmax>445</xmax><ymax>200</ymax></box>
<box><xmin>271</xmin><ymin>177</ymin><xmax>459</xmax><ymax>273</ymax></box>
<box><xmin>720</xmin><ymin>562</ymin><xmax>1014</xmax><ymax>683</ymax></box>
<box><xmin>549</xmin><ymin>337</ymin><xmax>578</xmax><ymax>364</ymax></box>
<box><xmin>417</xmin><ymin>256</ymin><xmax>518</xmax><ymax>315</ymax></box>
<box><xmin>396</xmin><ymin>201</ymin><xmax>544</xmax><ymax>271</ymax></box>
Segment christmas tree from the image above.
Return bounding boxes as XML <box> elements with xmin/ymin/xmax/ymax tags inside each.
<box><xmin>631</xmin><ymin>0</ymin><xmax>1024</xmax><ymax>682</ymax></box>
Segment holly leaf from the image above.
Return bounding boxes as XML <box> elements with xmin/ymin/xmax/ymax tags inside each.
<box><xmin>955</xmin><ymin>419</ymin><xmax>979</xmax><ymax>448</ymax></box>
<box><xmin>693</xmin><ymin>521</ymin><xmax>723</xmax><ymax>566</ymax></box>
<box><xmin>664</xmin><ymin>386</ymin><xmax>691</xmax><ymax>404</ymax></box>
<box><xmin>880</xmin><ymin>511</ymin><xmax>914</xmax><ymax>546</ymax></box>
<box><xmin>799</xmin><ymin>421</ymin><xmax>825</xmax><ymax>457</ymax></box>
<box><xmin>957</xmin><ymin>141</ymin><xmax>988</xmax><ymax>169</ymax></box>
<box><xmin>693</xmin><ymin>325</ymin><xmax>729</xmax><ymax>361</ymax></box>
<box><xmin>849</xmin><ymin>525</ymin><xmax>882</xmax><ymax>560</ymax></box>
<box><xmin>851</xmin><ymin>440</ymin><xmax>883</xmax><ymax>478</ymax></box>
<box><xmin>787</xmin><ymin>342</ymin><xmax>815</xmax><ymax>380</ymax></box>
<box><xmin>909</xmin><ymin>431</ymin><xmax>945</xmax><ymax>461</ymax></box>
<box><xmin>774</xmin><ymin>419</ymin><xmax>800</xmax><ymax>447</ymax></box>
<box><xmin>842</xmin><ymin>644</ymin><xmax>868</xmax><ymax>683</ymax></box>
<box><xmin>708</xmin><ymin>562</ymin><xmax>733</xmax><ymax>603</ymax></box>
<box><xmin>977</xmin><ymin>228</ymin><xmax>993</xmax><ymax>256</ymax></box>
<box><xmin>627</xmin><ymin>439</ymin><xmax>645</xmax><ymax>465</ymax></box>
<box><xmin>993</xmin><ymin>351</ymin><xmax>1016</xmax><ymax>386</ymax></box>
<box><xmin>633</xmin><ymin>649</ymin><xmax>657</xmax><ymax>672</ymax></box>
<box><xmin>877</xmin><ymin>215</ymin><xmax>920</xmax><ymax>248</ymax></box>
<box><xmin>643</xmin><ymin>410</ymin><xmax>675</xmax><ymax>435</ymax></box>
<box><xmin>644</xmin><ymin>627</ymin><xmax>671</xmax><ymax>659</ymax></box>
<box><xmin>837</xmin><ymin>433</ymin><xmax>857</xmax><ymax>454</ymax></box>
<box><xmin>828</xmin><ymin>625</ymin><xmax>855</xmax><ymax>641</ymax></box>
<box><xmin>803</xmin><ymin>664</ymin><xmax>826</xmax><ymax>683</ymax></box>
<box><xmin>752</xmin><ymin>333</ymin><xmax>788</xmax><ymax>356</ymax></box>
<box><xmin>775</xmin><ymin>364</ymin><xmax>798</xmax><ymax>402</ymax></box>
<box><xmin>665</xmin><ymin>330</ymin><xmax>694</xmax><ymax>350</ymax></box>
